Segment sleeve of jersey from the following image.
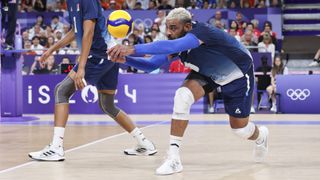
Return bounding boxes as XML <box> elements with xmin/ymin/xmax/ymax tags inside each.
<box><xmin>82</xmin><ymin>0</ymin><xmax>99</xmax><ymax>20</ymax></box>
<box><xmin>125</xmin><ymin>55</ymin><xmax>169</xmax><ymax>73</ymax></box>
<box><xmin>189</xmin><ymin>24</ymin><xmax>219</xmax><ymax>45</ymax></box>
<box><xmin>134</xmin><ymin>33</ymin><xmax>200</xmax><ymax>55</ymax></box>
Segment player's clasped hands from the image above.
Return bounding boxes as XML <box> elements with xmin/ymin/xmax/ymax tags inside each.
<box><xmin>107</xmin><ymin>44</ymin><xmax>134</xmax><ymax>63</ymax></box>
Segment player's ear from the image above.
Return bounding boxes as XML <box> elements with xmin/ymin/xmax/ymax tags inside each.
<box><xmin>184</xmin><ymin>22</ymin><xmax>192</xmax><ymax>32</ymax></box>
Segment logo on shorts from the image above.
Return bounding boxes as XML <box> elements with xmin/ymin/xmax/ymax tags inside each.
<box><xmin>235</xmin><ymin>108</ymin><xmax>242</xmax><ymax>114</ymax></box>
<box><xmin>81</xmin><ymin>85</ymin><xmax>98</xmax><ymax>103</ymax></box>
<box><xmin>286</xmin><ymin>89</ymin><xmax>310</xmax><ymax>101</ymax></box>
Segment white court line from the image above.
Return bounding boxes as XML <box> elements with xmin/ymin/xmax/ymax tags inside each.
<box><xmin>0</xmin><ymin>121</ymin><xmax>167</xmax><ymax>175</ymax></box>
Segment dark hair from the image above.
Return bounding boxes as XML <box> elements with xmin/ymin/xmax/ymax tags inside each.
<box><xmin>52</xmin><ymin>15</ymin><xmax>59</xmax><ymax>20</ymax></box>
<box><xmin>144</xmin><ymin>35</ymin><xmax>153</xmax><ymax>43</ymax></box>
<box><xmin>32</xmin><ymin>36</ymin><xmax>40</xmax><ymax>41</ymax></box>
<box><xmin>263</xmin><ymin>21</ymin><xmax>272</xmax><ymax>30</ymax></box>
<box><xmin>230</xmin><ymin>20</ymin><xmax>239</xmax><ymax>31</ymax></box>
<box><xmin>271</xmin><ymin>55</ymin><xmax>284</xmax><ymax>77</ymax></box>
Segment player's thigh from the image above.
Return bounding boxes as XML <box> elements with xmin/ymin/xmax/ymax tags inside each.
<box><xmin>222</xmin><ymin>67</ymin><xmax>254</xmax><ymax>121</ymax></box>
<box><xmin>96</xmin><ymin>63</ymin><xmax>119</xmax><ymax>91</ymax></box>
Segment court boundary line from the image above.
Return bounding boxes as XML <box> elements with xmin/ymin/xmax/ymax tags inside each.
<box><xmin>0</xmin><ymin>120</ymin><xmax>167</xmax><ymax>175</ymax></box>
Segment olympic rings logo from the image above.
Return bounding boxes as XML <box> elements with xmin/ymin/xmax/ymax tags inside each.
<box><xmin>286</xmin><ymin>89</ymin><xmax>311</xmax><ymax>101</ymax></box>
<box><xmin>134</xmin><ymin>18</ymin><xmax>154</xmax><ymax>28</ymax></box>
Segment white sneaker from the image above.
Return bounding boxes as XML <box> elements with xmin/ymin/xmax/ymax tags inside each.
<box><xmin>124</xmin><ymin>139</ymin><xmax>157</xmax><ymax>156</ymax></box>
<box><xmin>250</xmin><ymin>106</ymin><xmax>256</xmax><ymax>114</ymax></box>
<box><xmin>270</xmin><ymin>105</ymin><xmax>277</xmax><ymax>113</ymax></box>
<box><xmin>208</xmin><ymin>106</ymin><xmax>215</xmax><ymax>113</ymax></box>
<box><xmin>28</xmin><ymin>144</ymin><xmax>65</xmax><ymax>161</ymax></box>
<box><xmin>156</xmin><ymin>153</ymin><xmax>183</xmax><ymax>175</ymax></box>
<box><xmin>254</xmin><ymin>126</ymin><xmax>269</xmax><ymax>163</ymax></box>
<box><xmin>308</xmin><ymin>61</ymin><xmax>320</xmax><ymax>67</ymax></box>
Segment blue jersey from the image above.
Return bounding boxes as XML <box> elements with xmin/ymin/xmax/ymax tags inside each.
<box><xmin>179</xmin><ymin>22</ymin><xmax>253</xmax><ymax>86</ymax></box>
<box><xmin>67</xmin><ymin>0</ymin><xmax>112</xmax><ymax>58</ymax></box>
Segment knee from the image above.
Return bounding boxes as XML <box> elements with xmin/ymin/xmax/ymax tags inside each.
<box><xmin>231</xmin><ymin>122</ymin><xmax>256</xmax><ymax>139</ymax></box>
<box><xmin>98</xmin><ymin>93</ymin><xmax>120</xmax><ymax>119</ymax></box>
<box><xmin>54</xmin><ymin>77</ymin><xmax>76</xmax><ymax>104</ymax></box>
<box><xmin>172</xmin><ymin>87</ymin><xmax>195</xmax><ymax>120</ymax></box>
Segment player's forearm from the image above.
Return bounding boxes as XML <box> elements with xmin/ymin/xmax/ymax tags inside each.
<box><xmin>134</xmin><ymin>33</ymin><xmax>200</xmax><ymax>55</ymax></box>
<box><xmin>48</xmin><ymin>28</ymin><xmax>75</xmax><ymax>53</ymax></box>
<box><xmin>78</xmin><ymin>20</ymin><xmax>95</xmax><ymax>69</ymax></box>
<box><xmin>125</xmin><ymin>55</ymin><xmax>168</xmax><ymax>73</ymax></box>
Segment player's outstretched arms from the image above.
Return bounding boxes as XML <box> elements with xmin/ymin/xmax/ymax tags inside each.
<box><xmin>113</xmin><ymin>55</ymin><xmax>169</xmax><ymax>73</ymax></box>
<box><xmin>107</xmin><ymin>33</ymin><xmax>201</xmax><ymax>59</ymax></box>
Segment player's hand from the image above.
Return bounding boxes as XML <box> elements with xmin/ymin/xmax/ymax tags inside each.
<box><xmin>107</xmin><ymin>45</ymin><xmax>135</xmax><ymax>60</ymax></box>
<box><xmin>112</xmin><ymin>56</ymin><xmax>126</xmax><ymax>64</ymax></box>
<box><xmin>39</xmin><ymin>50</ymin><xmax>52</xmax><ymax>62</ymax></box>
<box><xmin>74</xmin><ymin>68</ymin><xmax>86</xmax><ymax>90</ymax></box>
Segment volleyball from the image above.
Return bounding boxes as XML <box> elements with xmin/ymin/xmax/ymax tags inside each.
<box><xmin>107</xmin><ymin>10</ymin><xmax>134</xmax><ymax>38</ymax></box>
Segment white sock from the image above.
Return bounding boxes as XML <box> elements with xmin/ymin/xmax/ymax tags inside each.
<box><xmin>256</xmin><ymin>127</ymin><xmax>265</xmax><ymax>144</ymax></box>
<box><xmin>130</xmin><ymin>128</ymin><xmax>146</xmax><ymax>145</ymax></box>
<box><xmin>52</xmin><ymin>127</ymin><xmax>65</xmax><ymax>148</ymax></box>
<box><xmin>169</xmin><ymin>135</ymin><xmax>183</xmax><ymax>156</ymax></box>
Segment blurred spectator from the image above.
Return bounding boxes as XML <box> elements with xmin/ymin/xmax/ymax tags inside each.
<box><xmin>251</xmin><ymin>19</ymin><xmax>261</xmax><ymax>37</ymax></box>
<box><xmin>134</xmin><ymin>2</ymin><xmax>143</xmax><ymax>10</ymax></box>
<box><xmin>45</xmin><ymin>36</ymin><xmax>55</xmax><ymax>49</ymax></box>
<box><xmin>51</xmin><ymin>15</ymin><xmax>63</xmax><ymax>33</ymax></box>
<box><xmin>158</xmin><ymin>0</ymin><xmax>173</xmax><ymax>9</ymax></box>
<box><xmin>256</xmin><ymin>0</ymin><xmax>266</xmax><ymax>8</ymax></box>
<box><xmin>101</xmin><ymin>0</ymin><xmax>110</xmax><ymax>10</ymax></box>
<box><xmin>241</xmin><ymin>30</ymin><xmax>257</xmax><ymax>50</ymax></box>
<box><xmin>144</xmin><ymin>35</ymin><xmax>153</xmax><ymax>43</ymax></box>
<box><xmin>175</xmin><ymin>0</ymin><xmax>185</xmax><ymax>8</ymax></box>
<box><xmin>230</xmin><ymin>20</ymin><xmax>243</xmax><ymax>37</ymax></box>
<box><xmin>148</xmin><ymin>0</ymin><xmax>157</xmax><ymax>9</ymax></box>
<box><xmin>229</xmin><ymin>28</ymin><xmax>241</xmax><ymax>42</ymax></box>
<box><xmin>228</xmin><ymin>0</ymin><xmax>239</xmax><ymax>8</ymax></box>
<box><xmin>54</xmin><ymin>0</ymin><xmax>67</xmax><ymax>12</ymax></box>
<box><xmin>55</xmin><ymin>30</ymin><xmax>63</xmax><ymax>43</ymax></box>
<box><xmin>187</xmin><ymin>0</ymin><xmax>200</xmax><ymax>9</ymax></box>
<box><xmin>46</xmin><ymin>55</ymin><xmax>59</xmax><ymax>74</ymax></box>
<box><xmin>208</xmin><ymin>11</ymin><xmax>226</xmax><ymax>29</ymax></box>
<box><xmin>35</xmin><ymin>15</ymin><xmax>46</xmax><ymax>29</ymax></box>
<box><xmin>154</xmin><ymin>10</ymin><xmax>167</xmax><ymax>37</ymax></box>
<box><xmin>235</xmin><ymin>12</ymin><xmax>244</xmax><ymax>29</ymax></box>
<box><xmin>216</xmin><ymin>0</ymin><xmax>227</xmax><ymax>8</ymax></box>
<box><xmin>39</xmin><ymin>31</ymin><xmax>48</xmax><ymax>46</ymax></box>
<box><xmin>240</xmin><ymin>0</ymin><xmax>255</xmax><ymax>8</ymax></box>
<box><xmin>31</xmin><ymin>36</ymin><xmax>44</xmax><ymax>55</ymax></box>
<box><xmin>308</xmin><ymin>48</ymin><xmax>320</xmax><ymax>67</ymax></box>
<box><xmin>258</xmin><ymin>33</ymin><xmax>275</xmax><ymax>59</ymax></box>
<box><xmin>266</xmin><ymin>55</ymin><xmax>288</xmax><ymax>113</ymax></box>
<box><xmin>246</xmin><ymin>22</ymin><xmax>259</xmax><ymax>39</ymax></box>
<box><xmin>45</xmin><ymin>25</ymin><xmax>54</xmax><ymax>37</ymax></box>
<box><xmin>29</xmin><ymin>24</ymin><xmax>44</xmax><ymax>40</ymax></box>
<box><xmin>61</xmin><ymin>57</ymin><xmax>71</xmax><ymax>64</ymax></box>
<box><xmin>24</xmin><ymin>40</ymin><xmax>36</xmax><ymax>55</ymax></box>
<box><xmin>21</xmin><ymin>0</ymin><xmax>33</xmax><ymax>12</ymax></box>
<box><xmin>270</xmin><ymin>0</ymin><xmax>281</xmax><ymax>7</ymax></box>
<box><xmin>258</xmin><ymin>21</ymin><xmax>277</xmax><ymax>45</ymax></box>
<box><xmin>62</xmin><ymin>24</ymin><xmax>70</xmax><ymax>37</ymax></box>
<box><xmin>66</xmin><ymin>41</ymin><xmax>80</xmax><ymax>55</ymax></box>
<box><xmin>202</xmin><ymin>0</ymin><xmax>210</xmax><ymax>9</ymax></box>
<box><xmin>33</xmin><ymin>0</ymin><xmax>46</xmax><ymax>11</ymax></box>
<box><xmin>22</xmin><ymin>31</ymin><xmax>30</xmax><ymax>45</ymax></box>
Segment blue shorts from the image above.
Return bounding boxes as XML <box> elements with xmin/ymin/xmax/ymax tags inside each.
<box><xmin>73</xmin><ymin>55</ymin><xmax>119</xmax><ymax>90</ymax></box>
<box><xmin>186</xmin><ymin>66</ymin><xmax>254</xmax><ymax>118</ymax></box>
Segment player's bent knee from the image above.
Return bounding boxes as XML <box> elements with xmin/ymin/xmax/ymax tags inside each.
<box><xmin>98</xmin><ymin>93</ymin><xmax>120</xmax><ymax>119</ymax></box>
<box><xmin>172</xmin><ymin>87</ymin><xmax>195</xmax><ymax>120</ymax></box>
<box><xmin>54</xmin><ymin>76</ymin><xmax>76</xmax><ymax>104</ymax></box>
<box><xmin>232</xmin><ymin>122</ymin><xmax>255</xmax><ymax>139</ymax></box>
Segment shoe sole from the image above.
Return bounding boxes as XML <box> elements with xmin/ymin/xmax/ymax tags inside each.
<box><xmin>124</xmin><ymin>149</ymin><xmax>158</xmax><ymax>156</ymax></box>
<box><xmin>155</xmin><ymin>168</ymin><xmax>183</xmax><ymax>176</ymax></box>
<box><xmin>254</xmin><ymin>127</ymin><xmax>269</xmax><ymax>163</ymax></box>
<box><xmin>28</xmin><ymin>154</ymin><xmax>65</xmax><ymax>162</ymax></box>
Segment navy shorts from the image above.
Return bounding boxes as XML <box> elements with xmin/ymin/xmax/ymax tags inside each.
<box><xmin>73</xmin><ymin>55</ymin><xmax>119</xmax><ymax>90</ymax></box>
<box><xmin>186</xmin><ymin>66</ymin><xmax>254</xmax><ymax>118</ymax></box>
